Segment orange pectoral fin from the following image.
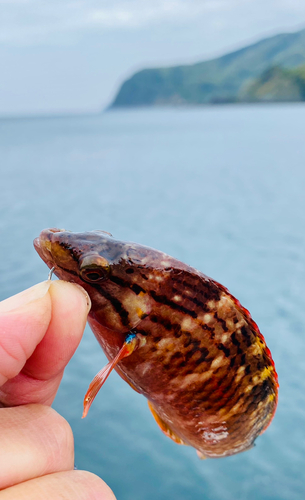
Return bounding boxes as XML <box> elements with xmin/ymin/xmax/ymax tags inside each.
<box><xmin>82</xmin><ymin>333</ymin><xmax>140</xmax><ymax>418</ymax></box>
<box><xmin>147</xmin><ymin>401</ymin><xmax>187</xmax><ymax>446</ymax></box>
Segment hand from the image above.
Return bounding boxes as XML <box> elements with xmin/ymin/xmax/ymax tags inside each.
<box><xmin>0</xmin><ymin>280</ymin><xmax>115</xmax><ymax>499</ymax></box>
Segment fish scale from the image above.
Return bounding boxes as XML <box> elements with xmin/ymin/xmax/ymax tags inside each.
<box><xmin>34</xmin><ymin>228</ymin><xmax>278</xmax><ymax>458</ymax></box>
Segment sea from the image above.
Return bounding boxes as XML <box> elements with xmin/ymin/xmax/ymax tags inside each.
<box><xmin>0</xmin><ymin>105</ymin><xmax>304</xmax><ymax>500</ymax></box>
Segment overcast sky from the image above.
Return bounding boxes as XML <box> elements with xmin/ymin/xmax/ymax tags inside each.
<box><xmin>1</xmin><ymin>0</ymin><xmax>305</xmax><ymax>115</ymax></box>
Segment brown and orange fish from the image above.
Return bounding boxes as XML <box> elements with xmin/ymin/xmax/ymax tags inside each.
<box><xmin>34</xmin><ymin>228</ymin><xmax>278</xmax><ymax>459</ymax></box>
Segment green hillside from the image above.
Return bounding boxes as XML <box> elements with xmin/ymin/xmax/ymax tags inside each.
<box><xmin>240</xmin><ymin>65</ymin><xmax>305</xmax><ymax>102</ymax></box>
<box><xmin>110</xmin><ymin>28</ymin><xmax>305</xmax><ymax>107</ymax></box>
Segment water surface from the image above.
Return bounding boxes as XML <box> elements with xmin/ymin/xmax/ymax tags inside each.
<box><xmin>1</xmin><ymin>105</ymin><xmax>305</xmax><ymax>500</ymax></box>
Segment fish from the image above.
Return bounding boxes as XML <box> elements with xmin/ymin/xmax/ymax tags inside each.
<box><xmin>34</xmin><ymin>228</ymin><xmax>278</xmax><ymax>459</ymax></box>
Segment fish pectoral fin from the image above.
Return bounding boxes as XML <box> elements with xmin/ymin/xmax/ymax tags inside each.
<box><xmin>147</xmin><ymin>401</ymin><xmax>187</xmax><ymax>446</ymax></box>
<box><xmin>82</xmin><ymin>333</ymin><xmax>140</xmax><ymax>418</ymax></box>
<box><xmin>196</xmin><ymin>450</ymin><xmax>207</xmax><ymax>460</ymax></box>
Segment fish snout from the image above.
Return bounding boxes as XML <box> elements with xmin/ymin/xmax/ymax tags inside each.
<box><xmin>33</xmin><ymin>228</ymin><xmax>70</xmax><ymax>270</ymax></box>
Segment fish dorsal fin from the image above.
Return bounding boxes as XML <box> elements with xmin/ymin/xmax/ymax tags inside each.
<box><xmin>82</xmin><ymin>333</ymin><xmax>140</xmax><ymax>418</ymax></box>
<box><xmin>147</xmin><ymin>401</ymin><xmax>187</xmax><ymax>446</ymax></box>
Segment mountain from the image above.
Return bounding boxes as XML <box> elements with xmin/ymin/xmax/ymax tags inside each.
<box><xmin>240</xmin><ymin>65</ymin><xmax>305</xmax><ymax>102</ymax></box>
<box><xmin>110</xmin><ymin>28</ymin><xmax>305</xmax><ymax>108</ymax></box>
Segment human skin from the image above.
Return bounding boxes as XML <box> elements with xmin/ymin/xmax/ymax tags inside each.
<box><xmin>0</xmin><ymin>280</ymin><xmax>116</xmax><ymax>500</ymax></box>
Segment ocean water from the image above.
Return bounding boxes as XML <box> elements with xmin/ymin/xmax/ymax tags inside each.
<box><xmin>0</xmin><ymin>105</ymin><xmax>305</xmax><ymax>500</ymax></box>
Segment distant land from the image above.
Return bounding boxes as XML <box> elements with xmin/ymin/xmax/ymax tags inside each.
<box><xmin>110</xmin><ymin>28</ymin><xmax>305</xmax><ymax>108</ymax></box>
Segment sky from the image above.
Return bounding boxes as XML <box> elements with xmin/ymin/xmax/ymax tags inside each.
<box><xmin>1</xmin><ymin>0</ymin><xmax>305</xmax><ymax>116</ymax></box>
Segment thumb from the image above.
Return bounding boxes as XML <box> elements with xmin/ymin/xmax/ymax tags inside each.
<box><xmin>0</xmin><ymin>280</ymin><xmax>91</xmax><ymax>407</ymax></box>
<box><xmin>0</xmin><ymin>281</ymin><xmax>52</xmax><ymax>386</ymax></box>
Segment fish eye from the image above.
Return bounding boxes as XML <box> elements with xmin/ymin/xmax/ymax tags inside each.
<box><xmin>79</xmin><ymin>254</ymin><xmax>110</xmax><ymax>283</ymax></box>
<box><xmin>80</xmin><ymin>266</ymin><xmax>109</xmax><ymax>283</ymax></box>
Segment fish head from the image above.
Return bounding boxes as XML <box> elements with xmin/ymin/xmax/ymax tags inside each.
<box><xmin>34</xmin><ymin>228</ymin><xmax>157</xmax><ymax>336</ymax></box>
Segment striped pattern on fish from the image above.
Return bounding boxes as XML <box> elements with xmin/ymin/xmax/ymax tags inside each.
<box><xmin>34</xmin><ymin>229</ymin><xmax>278</xmax><ymax>458</ymax></box>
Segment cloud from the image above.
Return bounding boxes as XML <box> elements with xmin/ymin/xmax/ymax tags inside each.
<box><xmin>84</xmin><ymin>1</ymin><xmax>225</xmax><ymax>28</ymax></box>
<box><xmin>0</xmin><ymin>0</ymin><xmax>229</xmax><ymax>40</ymax></box>
<box><xmin>0</xmin><ymin>0</ymin><xmax>305</xmax><ymax>45</ymax></box>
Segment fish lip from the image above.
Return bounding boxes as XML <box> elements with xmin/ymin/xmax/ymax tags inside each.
<box><xmin>48</xmin><ymin>228</ymin><xmax>66</xmax><ymax>233</ymax></box>
<box><xmin>34</xmin><ymin>228</ymin><xmax>66</xmax><ymax>268</ymax></box>
<box><xmin>33</xmin><ymin>236</ymin><xmax>41</xmax><ymax>251</ymax></box>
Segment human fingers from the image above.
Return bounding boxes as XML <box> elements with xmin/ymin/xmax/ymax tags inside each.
<box><xmin>0</xmin><ymin>280</ymin><xmax>90</xmax><ymax>407</ymax></box>
<box><xmin>21</xmin><ymin>280</ymin><xmax>90</xmax><ymax>381</ymax></box>
<box><xmin>0</xmin><ymin>470</ymin><xmax>116</xmax><ymax>500</ymax></box>
<box><xmin>0</xmin><ymin>405</ymin><xmax>74</xmax><ymax>490</ymax></box>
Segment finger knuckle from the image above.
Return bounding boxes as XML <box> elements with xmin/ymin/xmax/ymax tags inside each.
<box><xmin>33</xmin><ymin>405</ymin><xmax>75</xmax><ymax>470</ymax></box>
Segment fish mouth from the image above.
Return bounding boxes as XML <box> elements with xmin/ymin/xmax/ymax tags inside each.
<box><xmin>34</xmin><ymin>228</ymin><xmax>67</xmax><ymax>269</ymax></box>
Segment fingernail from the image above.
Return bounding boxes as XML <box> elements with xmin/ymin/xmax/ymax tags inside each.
<box><xmin>74</xmin><ymin>284</ymin><xmax>91</xmax><ymax>313</ymax></box>
<box><xmin>0</xmin><ymin>281</ymin><xmax>51</xmax><ymax>313</ymax></box>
